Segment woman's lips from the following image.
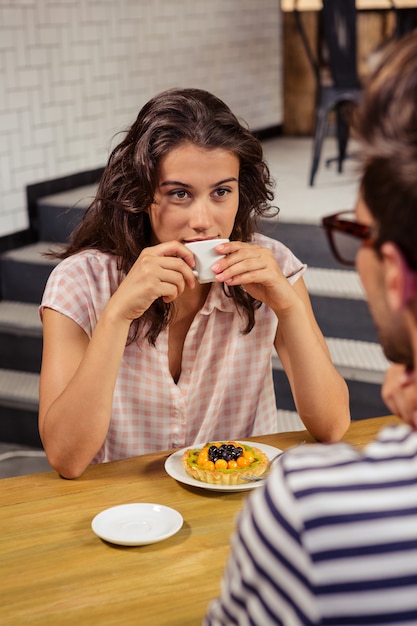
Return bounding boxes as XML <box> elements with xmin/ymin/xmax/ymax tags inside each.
<box><xmin>183</xmin><ymin>237</ymin><xmax>219</xmax><ymax>243</ymax></box>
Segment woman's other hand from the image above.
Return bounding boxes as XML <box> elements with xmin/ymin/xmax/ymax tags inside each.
<box><xmin>382</xmin><ymin>363</ymin><xmax>417</xmax><ymax>427</ymax></box>
<box><xmin>211</xmin><ymin>241</ymin><xmax>297</xmax><ymax>313</ymax></box>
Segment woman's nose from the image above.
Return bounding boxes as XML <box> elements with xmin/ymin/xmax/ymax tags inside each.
<box><xmin>189</xmin><ymin>198</ymin><xmax>212</xmax><ymax>230</ymax></box>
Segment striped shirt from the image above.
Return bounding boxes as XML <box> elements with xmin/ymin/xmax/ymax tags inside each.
<box><xmin>40</xmin><ymin>233</ymin><xmax>305</xmax><ymax>463</ymax></box>
<box><xmin>204</xmin><ymin>423</ymin><xmax>417</xmax><ymax>625</ymax></box>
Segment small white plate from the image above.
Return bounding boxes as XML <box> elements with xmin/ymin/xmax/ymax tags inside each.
<box><xmin>91</xmin><ymin>503</ymin><xmax>183</xmax><ymax>546</ymax></box>
<box><xmin>164</xmin><ymin>441</ymin><xmax>282</xmax><ymax>493</ymax></box>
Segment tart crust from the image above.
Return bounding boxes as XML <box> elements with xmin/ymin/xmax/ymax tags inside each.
<box><xmin>182</xmin><ymin>442</ymin><xmax>269</xmax><ymax>485</ymax></box>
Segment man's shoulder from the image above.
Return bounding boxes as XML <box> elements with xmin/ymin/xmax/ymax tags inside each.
<box><xmin>277</xmin><ymin>424</ymin><xmax>417</xmax><ymax>493</ymax></box>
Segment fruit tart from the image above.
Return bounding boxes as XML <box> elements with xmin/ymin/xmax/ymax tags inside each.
<box><xmin>181</xmin><ymin>441</ymin><xmax>269</xmax><ymax>485</ymax></box>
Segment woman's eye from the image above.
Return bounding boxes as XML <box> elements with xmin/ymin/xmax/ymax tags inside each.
<box><xmin>170</xmin><ymin>190</ymin><xmax>189</xmax><ymax>200</ymax></box>
<box><xmin>214</xmin><ymin>187</ymin><xmax>231</xmax><ymax>198</ymax></box>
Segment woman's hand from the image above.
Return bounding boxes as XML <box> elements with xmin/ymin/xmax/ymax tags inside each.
<box><xmin>212</xmin><ymin>241</ymin><xmax>297</xmax><ymax>313</ymax></box>
<box><xmin>109</xmin><ymin>241</ymin><xmax>197</xmax><ymax>322</ymax></box>
<box><xmin>382</xmin><ymin>363</ymin><xmax>417</xmax><ymax>427</ymax></box>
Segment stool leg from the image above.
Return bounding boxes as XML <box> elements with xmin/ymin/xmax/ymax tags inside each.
<box><xmin>309</xmin><ymin>108</ymin><xmax>328</xmax><ymax>186</ymax></box>
<box><xmin>336</xmin><ymin>105</ymin><xmax>350</xmax><ymax>173</ymax></box>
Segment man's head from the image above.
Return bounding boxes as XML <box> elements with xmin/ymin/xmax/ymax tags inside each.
<box><xmin>322</xmin><ymin>32</ymin><xmax>417</xmax><ymax>369</ymax></box>
<box><xmin>354</xmin><ymin>194</ymin><xmax>414</xmax><ymax>368</ymax></box>
<box><xmin>356</xmin><ymin>32</ymin><xmax>417</xmax><ymax>274</ymax></box>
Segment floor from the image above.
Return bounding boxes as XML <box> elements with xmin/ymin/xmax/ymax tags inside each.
<box><xmin>262</xmin><ymin>135</ymin><xmax>360</xmax><ymax>225</ymax></box>
<box><xmin>0</xmin><ymin>135</ymin><xmax>362</xmax><ymax>480</ymax></box>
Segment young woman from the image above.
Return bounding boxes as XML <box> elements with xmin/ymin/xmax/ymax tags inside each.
<box><xmin>39</xmin><ymin>88</ymin><xmax>350</xmax><ymax>478</ymax></box>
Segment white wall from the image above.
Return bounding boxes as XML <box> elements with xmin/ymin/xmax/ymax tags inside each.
<box><xmin>0</xmin><ymin>0</ymin><xmax>283</xmax><ymax>238</ymax></box>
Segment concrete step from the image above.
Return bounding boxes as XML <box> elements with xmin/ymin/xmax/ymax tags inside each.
<box><xmin>273</xmin><ymin>366</ymin><xmax>389</xmax><ymax>421</ymax></box>
<box><xmin>303</xmin><ymin>267</ymin><xmax>379</xmax><ymax>343</ymax></box>
<box><xmin>261</xmin><ymin>220</ymin><xmax>344</xmax><ymax>270</ymax></box>
<box><xmin>37</xmin><ymin>184</ymin><xmax>96</xmax><ymax>243</ymax></box>
<box><xmin>0</xmin><ymin>242</ymin><xmax>60</xmax><ymax>304</ymax></box>
<box><xmin>297</xmin><ymin>266</ymin><xmax>377</xmax><ymax>343</ymax></box>
<box><xmin>304</xmin><ymin>267</ymin><xmax>365</xmax><ymax>300</ymax></box>
<box><xmin>0</xmin><ymin>301</ymin><xmax>42</xmax><ymax>372</ymax></box>
<box><xmin>0</xmin><ymin>300</ymin><xmax>42</xmax><ymax>335</ymax></box>
<box><xmin>0</xmin><ymin>368</ymin><xmax>40</xmax><ymax>447</ymax></box>
<box><xmin>325</xmin><ymin>337</ymin><xmax>390</xmax><ymax>384</ymax></box>
<box><xmin>272</xmin><ymin>336</ymin><xmax>390</xmax><ymax>385</ymax></box>
<box><xmin>0</xmin><ymin>368</ymin><xmax>39</xmax><ymax>411</ymax></box>
<box><xmin>310</xmin><ymin>293</ymin><xmax>378</xmax><ymax>343</ymax></box>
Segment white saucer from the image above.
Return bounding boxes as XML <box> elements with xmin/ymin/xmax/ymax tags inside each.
<box><xmin>91</xmin><ymin>503</ymin><xmax>183</xmax><ymax>546</ymax></box>
<box><xmin>164</xmin><ymin>441</ymin><xmax>282</xmax><ymax>492</ymax></box>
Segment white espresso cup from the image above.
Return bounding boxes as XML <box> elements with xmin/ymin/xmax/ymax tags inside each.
<box><xmin>185</xmin><ymin>238</ymin><xmax>229</xmax><ymax>284</ymax></box>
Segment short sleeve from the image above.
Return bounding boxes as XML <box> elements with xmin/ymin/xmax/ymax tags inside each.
<box><xmin>39</xmin><ymin>250</ymin><xmax>122</xmax><ymax>338</ymax></box>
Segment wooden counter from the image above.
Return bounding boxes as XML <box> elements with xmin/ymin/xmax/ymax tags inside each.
<box><xmin>281</xmin><ymin>2</ymin><xmax>414</xmax><ymax>134</ymax></box>
<box><xmin>282</xmin><ymin>1</ymin><xmax>417</xmax><ymax>11</ymax></box>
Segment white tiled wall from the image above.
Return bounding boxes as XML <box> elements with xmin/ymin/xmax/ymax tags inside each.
<box><xmin>0</xmin><ymin>0</ymin><xmax>283</xmax><ymax>238</ymax></box>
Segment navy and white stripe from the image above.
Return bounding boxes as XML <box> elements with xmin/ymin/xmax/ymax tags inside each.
<box><xmin>204</xmin><ymin>424</ymin><xmax>417</xmax><ymax>625</ymax></box>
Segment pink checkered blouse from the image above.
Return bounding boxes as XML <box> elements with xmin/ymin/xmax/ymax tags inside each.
<box><xmin>40</xmin><ymin>233</ymin><xmax>305</xmax><ymax>463</ymax></box>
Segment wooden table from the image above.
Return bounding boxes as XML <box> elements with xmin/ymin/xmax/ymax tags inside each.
<box><xmin>1</xmin><ymin>415</ymin><xmax>401</xmax><ymax>625</ymax></box>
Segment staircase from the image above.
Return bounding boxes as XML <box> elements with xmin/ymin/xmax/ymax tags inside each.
<box><xmin>263</xmin><ymin>220</ymin><xmax>390</xmax><ymax>427</ymax></box>
<box><xmin>0</xmin><ymin>185</ymin><xmax>390</xmax><ymax>447</ymax></box>
<box><xmin>0</xmin><ymin>185</ymin><xmax>95</xmax><ymax>447</ymax></box>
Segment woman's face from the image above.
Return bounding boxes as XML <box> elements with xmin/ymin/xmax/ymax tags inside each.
<box><xmin>149</xmin><ymin>143</ymin><xmax>240</xmax><ymax>245</ymax></box>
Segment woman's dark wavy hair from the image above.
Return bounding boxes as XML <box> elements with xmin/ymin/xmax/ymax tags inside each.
<box><xmin>354</xmin><ymin>32</ymin><xmax>417</xmax><ymax>271</ymax></box>
<box><xmin>55</xmin><ymin>87</ymin><xmax>277</xmax><ymax>344</ymax></box>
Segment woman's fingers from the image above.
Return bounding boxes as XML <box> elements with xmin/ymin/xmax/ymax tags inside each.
<box><xmin>112</xmin><ymin>242</ymin><xmax>198</xmax><ymax>318</ymax></box>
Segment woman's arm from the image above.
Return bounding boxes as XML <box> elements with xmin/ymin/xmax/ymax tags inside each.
<box><xmin>274</xmin><ymin>277</ymin><xmax>350</xmax><ymax>442</ymax></box>
<box><xmin>213</xmin><ymin>241</ymin><xmax>350</xmax><ymax>442</ymax></box>
<box><xmin>39</xmin><ymin>241</ymin><xmax>197</xmax><ymax>479</ymax></box>
<box><xmin>39</xmin><ymin>307</ymin><xmax>132</xmax><ymax>479</ymax></box>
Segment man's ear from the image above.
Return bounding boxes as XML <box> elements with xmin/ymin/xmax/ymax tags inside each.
<box><xmin>380</xmin><ymin>242</ymin><xmax>417</xmax><ymax>310</ymax></box>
